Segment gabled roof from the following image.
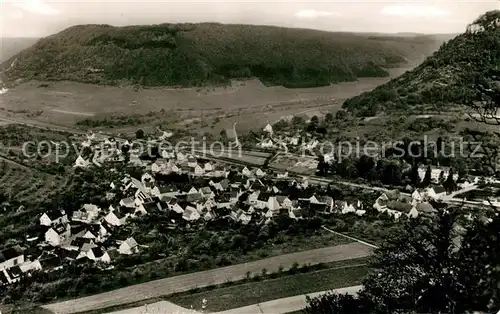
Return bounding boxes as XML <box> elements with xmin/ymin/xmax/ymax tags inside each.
<box><xmin>90</xmin><ymin>247</ymin><xmax>106</xmax><ymax>258</ymax></box>
<box><xmin>433</xmin><ymin>186</ymin><xmax>446</xmax><ymax>194</ymax></box>
<box><xmin>0</xmin><ymin>246</ymin><xmax>24</xmax><ymax>262</ymax></box>
<box><xmin>45</xmin><ymin>209</ymin><xmax>66</xmax><ymax>220</ymax></box>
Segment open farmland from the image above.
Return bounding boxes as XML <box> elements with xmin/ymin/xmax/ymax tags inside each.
<box><xmin>0</xmin><ymin>67</ymin><xmax>412</xmax><ymax>135</ymax></box>
<box><xmin>270</xmin><ymin>154</ymin><xmax>319</xmax><ymax>175</ymax></box>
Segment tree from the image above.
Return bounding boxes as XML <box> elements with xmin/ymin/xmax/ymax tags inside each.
<box><xmin>325</xmin><ymin>113</ymin><xmax>334</xmax><ymax>122</ymax></box>
<box><xmin>135</xmin><ymin>129</ymin><xmax>145</xmax><ymax>139</ymax></box>
<box><xmin>305</xmin><ymin>207</ymin><xmax>500</xmax><ymax>313</ymax></box>
<box><xmin>335</xmin><ymin>110</ymin><xmax>347</xmax><ymax>120</ymax></box>
<box><xmin>410</xmin><ymin>162</ymin><xmax>420</xmax><ymax>186</ymax></box>
<box><xmin>444</xmin><ymin>168</ymin><xmax>457</xmax><ymax>193</ymax></box>
<box><xmin>310</xmin><ymin>115</ymin><xmax>319</xmax><ymax>126</ymax></box>
<box><xmin>422</xmin><ymin>165</ymin><xmax>432</xmax><ymax>187</ymax></box>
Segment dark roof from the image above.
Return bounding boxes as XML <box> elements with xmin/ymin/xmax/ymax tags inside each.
<box><xmin>160</xmin><ymin>185</ymin><xmax>178</xmax><ymax>193</ymax></box>
<box><xmin>0</xmin><ymin>246</ymin><xmax>24</xmax><ymax>262</ymax></box>
<box><xmin>46</xmin><ymin>209</ymin><xmax>66</xmax><ymax>220</ymax></box>
<box><xmin>7</xmin><ymin>266</ymin><xmax>22</xmax><ymax>278</ymax></box>
<box><xmin>186</xmin><ymin>193</ymin><xmax>203</xmax><ymax>203</ymax></box>
<box><xmin>91</xmin><ymin>247</ymin><xmax>106</xmax><ymax>258</ymax></box>
<box><xmin>70</xmin><ymin>237</ymin><xmax>93</xmax><ymax>247</ymax></box>
<box><xmin>0</xmin><ymin>271</ymin><xmax>9</xmax><ymax>285</ymax></box>
<box><xmin>433</xmin><ymin>186</ymin><xmax>446</xmax><ymax>193</ymax></box>
<box><xmin>257</xmin><ymin>193</ymin><xmax>271</xmax><ymax>201</ymax></box>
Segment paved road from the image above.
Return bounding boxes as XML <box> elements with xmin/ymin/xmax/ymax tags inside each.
<box><xmin>42</xmin><ymin>243</ymin><xmax>373</xmax><ymax>314</ymax></box>
<box><xmin>107</xmin><ymin>285</ymin><xmax>363</xmax><ymax>314</ymax></box>
<box><xmin>215</xmin><ymin>285</ymin><xmax>362</xmax><ymax>314</ymax></box>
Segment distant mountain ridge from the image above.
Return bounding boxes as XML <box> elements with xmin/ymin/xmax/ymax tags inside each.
<box><xmin>343</xmin><ymin>10</ymin><xmax>500</xmax><ymax>117</ymax></box>
<box><xmin>1</xmin><ymin>38</ymin><xmax>39</xmax><ymax>63</ymax></box>
<box><xmin>1</xmin><ymin>23</ymin><xmax>450</xmax><ymax>88</ymax></box>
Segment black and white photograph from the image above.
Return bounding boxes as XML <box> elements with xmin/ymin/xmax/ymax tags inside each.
<box><xmin>0</xmin><ymin>0</ymin><xmax>500</xmax><ymax>313</ymax></box>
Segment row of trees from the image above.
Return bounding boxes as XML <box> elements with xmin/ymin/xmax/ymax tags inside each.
<box><xmin>305</xmin><ymin>206</ymin><xmax>500</xmax><ymax>313</ymax></box>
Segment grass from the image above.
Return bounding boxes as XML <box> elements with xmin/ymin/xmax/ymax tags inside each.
<box><xmin>166</xmin><ymin>263</ymin><xmax>368</xmax><ymax>312</ymax></box>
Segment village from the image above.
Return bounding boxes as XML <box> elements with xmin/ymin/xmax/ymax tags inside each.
<box><xmin>1</xmin><ymin>119</ymin><xmax>496</xmax><ymax>289</ymax></box>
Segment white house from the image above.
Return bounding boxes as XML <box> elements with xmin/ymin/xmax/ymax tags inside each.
<box><xmin>194</xmin><ymin>165</ymin><xmax>205</xmax><ymax>176</ymax></box>
<box><xmin>267</xmin><ymin>196</ymin><xmax>281</xmax><ymax>212</ymax></box>
<box><xmin>263</xmin><ymin>124</ymin><xmax>273</xmax><ymax>135</ymax></box>
<box><xmin>118</xmin><ymin>237</ymin><xmax>139</xmax><ymax>255</ymax></box>
<box><xmin>426</xmin><ymin>186</ymin><xmax>447</xmax><ymax>200</ymax></box>
<box><xmin>255</xmin><ymin>169</ymin><xmax>266</xmax><ymax>177</ymax></box>
<box><xmin>74</xmin><ymin>156</ymin><xmax>90</xmax><ymax>168</ymax></box>
<box><xmin>0</xmin><ymin>246</ymin><xmax>25</xmax><ymax>271</ymax></box>
<box><xmin>187</xmin><ymin>156</ymin><xmax>198</xmax><ymax>168</ymax></box>
<box><xmin>277</xmin><ymin>172</ymin><xmax>288</xmax><ymax>179</ymax></box>
<box><xmin>204</xmin><ymin>162</ymin><xmax>214</xmax><ymax>172</ymax></box>
<box><xmin>171</xmin><ymin>203</ymin><xmax>184</xmax><ymax>214</ymax></box>
<box><xmin>242</xmin><ymin>167</ymin><xmax>252</xmax><ymax>177</ymax></box>
<box><xmin>182</xmin><ymin>206</ymin><xmax>201</xmax><ymax>221</ymax></box>
<box><xmin>87</xmin><ymin>247</ymin><xmax>111</xmax><ymax>263</ymax></box>
<box><xmin>260</xmin><ymin>139</ymin><xmax>274</xmax><ymax>148</ymax></box>
<box><xmin>39</xmin><ymin>210</ymin><xmax>68</xmax><ymax>227</ymax></box>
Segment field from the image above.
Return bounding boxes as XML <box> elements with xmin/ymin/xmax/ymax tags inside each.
<box><xmin>270</xmin><ymin>154</ymin><xmax>319</xmax><ymax>175</ymax></box>
<box><xmin>166</xmin><ymin>261</ymin><xmax>369</xmax><ymax>312</ymax></box>
<box><xmin>41</xmin><ymin>242</ymin><xmax>374</xmax><ymax>314</ymax></box>
<box><xmin>0</xmin><ymin>68</ymin><xmax>411</xmax><ymax>137</ymax></box>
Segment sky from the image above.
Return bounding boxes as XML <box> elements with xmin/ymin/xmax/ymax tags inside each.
<box><xmin>0</xmin><ymin>0</ymin><xmax>499</xmax><ymax>38</ymax></box>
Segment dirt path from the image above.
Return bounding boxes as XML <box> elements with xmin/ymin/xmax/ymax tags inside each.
<box><xmin>42</xmin><ymin>242</ymin><xmax>373</xmax><ymax>314</ymax></box>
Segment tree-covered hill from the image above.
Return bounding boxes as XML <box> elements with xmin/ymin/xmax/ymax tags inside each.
<box><xmin>1</xmin><ymin>23</ymin><xmax>448</xmax><ymax>88</ymax></box>
<box><xmin>342</xmin><ymin>10</ymin><xmax>500</xmax><ymax>117</ymax></box>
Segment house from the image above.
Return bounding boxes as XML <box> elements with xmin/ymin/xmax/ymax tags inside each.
<box><xmin>104</xmin><ymin>211</ymin><xmax>128</xmax><ymax>226</ymax></box>
<box><xmin>159</xmin><ymin>130</ymin><xmax>173</xmax><ymax>140</ymax></box>
<box><xmin>74</xmin><ymin>156</ymin><xmax>90</xmax><ymax>168</ymax></box>
<box><xmin>255</xmin><ymin>168</ymin><xmax>266</xmax><ymax>177</ymax></box>
<box><xmin>39</xmin><ymin>210</ymin><xmax>68</xmax><ymax>227</ymax></box>
<box><xmin>87</xmin><ymin>247</ymin><xmax>111</xmax><ymax>263</ymax></box>
<box><xmin>276</xmin><ymin>196</ymin><xmax>293</xmax><ymax>209</ymax></box>
<box><xmin>199</xmin><ymin>187</ymin><xmax>215</xmax><ymax>199</ymax></box>
<box><xmin>187</xmin><ymin>156</ymin><xmax>198</xmax><ymax>168</ymax></box>
<box><xmin>260</xmin><ymin>139</ymin><xmax>274</xmax><ymax>148</ymax></box>
<box><xmin>267</xmin><ymin>196</ymin><xmax>281</xmax><ymax>212</ymax></box>
<box><xmin>171</xmin><ymin>164</ymin><xmax>181</xmax><ymax>174</ymax></box>
<box><xmin>242</xmin><ymin>167</ymin><xmax>252</xmax><ymax>177</ymax></box>
<box><xmin>248</xmin><ymin>191</ymin><xmax>261</xmax><ymax>204</ymax></box>
<box><xmin>277</xmin><ymin>172</ymin><xmax>288</xmax><ymax>179</ymax></box>
<box><xmin>120</xmin><ymin>197</ymin><xmax>136</xmax><ymax>208</ymax></box>
<box><xmin>0</xmin><ymin>246</ymin><xmax>24</xmax><ymax>271</ymax></box>
<box><xmin>418</xmin><ymin>166</ymin><xmax>459</xmax><ymax>183</ymax></box>
<box><xmin>426</xmin><ymin>186</ymin><xmax>447</xmax><ymax>200</ymax></box>
<box><xmin>255</xmin><ymin>193</ymin><xmax>270</xmax><ymax>209</ymax></box>
<box><xmin>45</xmin><ymin>224</ymin><xmax>71</xmax><ymax>247</ymax></box>
<box><xmin>263</xmin><ymin>124</ymin><xmax>273</xmax><ymax>135</ymax></box>
<box><xmin>182</xmin><ymin>206</ymin><xmax>201</xmax><ymax>221</ymax></box>
<box><xmin>204</xmin><ymin>162</ymin><xmax>214</xmax><ymax>172</ymax></box>
<box><xmin>118</xmin><ymin>237</ymin><xmax>139</xmax><ymax>255</ymax></box>
<box><xmin>194</xmin><ymin>165</ymin><xmax>205</xmax><ymax>176</ymax></box>
<box><xmin>186</xmin><ymin>187</ymin><xmax>199</xmax><ymax>195</ymax></box>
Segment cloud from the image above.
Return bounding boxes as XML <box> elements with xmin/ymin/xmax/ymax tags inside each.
<box><xmin>12</xmin><ymin>0</ymin><xmax>60</xmax><ymax>15</ymax></box>
<box><xmin>381</xmin><ymin>4</ymin><xmax>450</xmax><ymax>18</ymax></box>
<box><xmin>295</xmin><ymin>9</ymin><xmax>339</xmax><ymax>19</ymax></box>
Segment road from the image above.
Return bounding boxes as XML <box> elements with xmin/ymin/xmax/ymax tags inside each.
<box><xmin>0</xmin><ymin>116</ymin><xmax>86</xmax><ymax>135</ymax></box>
<box><xmin>214</xmin><ymin>285</ymin><xmax>362</xmax><ymax>314</ymax></box>
<box><xmin>42</xmin><ymin>242</ymin><xmax>373</xmax><ymax>314</ymax></box>
<box><xmin>108</xmin><ymin>285</ymin><xmax>362</xmax><ymax>314</ymax></box>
